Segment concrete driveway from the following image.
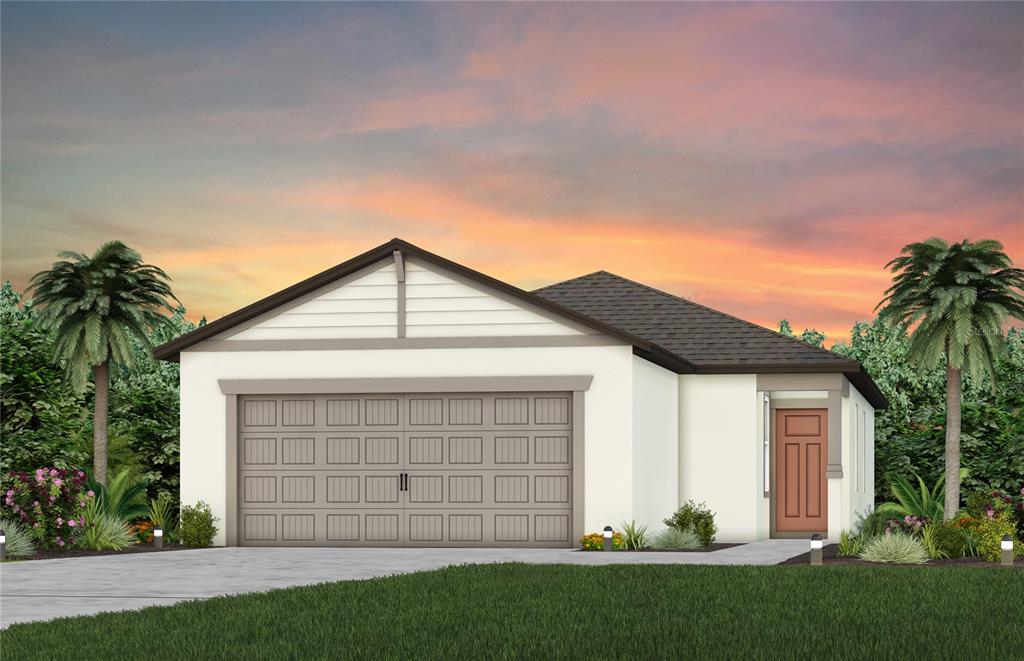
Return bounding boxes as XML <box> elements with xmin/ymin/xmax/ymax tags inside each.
<box><xmin>0</xmin><ymin>540</ymin><xmax>808</xmax><ymax>628</ymax></box>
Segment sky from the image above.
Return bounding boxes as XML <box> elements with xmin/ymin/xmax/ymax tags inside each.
<box><xmin>2</xmin><ymin>2</ymin><xmax>1021</xmax><ymax>344</ymax></box>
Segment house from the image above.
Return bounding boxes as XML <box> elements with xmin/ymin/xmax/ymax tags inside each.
<box><xmin>155</xmin><ymin>238</ymin><xmax>885</xmax><ymax>547</ymax></box>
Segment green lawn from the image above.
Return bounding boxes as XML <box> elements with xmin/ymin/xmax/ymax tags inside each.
<box><xmin>3</xmin><ymin>564</ymin><xmax>1022</xmax><ymax>659</ymax></box>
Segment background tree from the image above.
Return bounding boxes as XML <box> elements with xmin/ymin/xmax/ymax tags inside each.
<box><xmin>876</xmin><ymin>238</ymin><xmax>1024</xmax><ymax>520</ymax></box>
<box><xmin>27</xmin><ymin>242</ymin><xmax>178</xmax><ymax>486</ymax></box>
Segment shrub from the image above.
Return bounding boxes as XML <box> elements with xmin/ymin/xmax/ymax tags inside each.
<box><xmin>179</xmin><ymin>501</ymin><xmax>218</xmax><ymax>548</ymax></box>
<box><xmin>149</xmin><ymin>494</ymin><xmax>177</xmax><ymax>537</ymax></box>
<box><xmin>920</xmin><ymin>524</ymin><xmax>949</xmax><ymax>560</ymax></box>
<box><xmin>664</xmin><ymin>501</ymin><xmax>717</xmax><ymax>546</ymax></box>
<box><xmin>580</xmin><ymin>531</ymin><xmax>625</xmax><ymax>551</ymax></box>
<box><xmin>0</xmin><ymin>517</ymin><xmax>37</xmax><ymax>558</ymax></box>
<box><xmin>132</xmin><ymin>519</ymin><xmax>155</xmax><ymax>544</ymax></box>
<box><xmin>81</xmin><ymin>498</ymin><xmax>135</xmax><ymax>551</ymax></box>
<box><xmin>837</xmin><ymin>530</ymin><xmax>862</xmax><ymax>557</ymax></box>
<box><xmin>928</xmin><ymin>522</ymin><xmax>967</xmax><ymax>558</ymax></box>
<box><xmin>876</xmin><ymin>472</ymin><xmax>946</xmax><ymax>521</ymax></box>
<box><xmin>858</xmin><ymin>532</ymin><xmax>929</xmax><ymax>564</ymax></box>
<box><xmin>976</xmin><ymin>513</ymin><xmax>1022</xmax><ymax>562</ymax></box>
<box><xmin>650</xmin><ymin>528</ymin><xmax>701</xmax><ymax>550</ymax></box>
<box><xmin>91</xmin><ymin>469</ymin><xmax>149</xmax><ymax>521</ymax></box>
<box><xmin>620</xmin><ymin>520</ymin><xmax>648</xmax><ymax>550</ymax></box>
<box><xmin>854</xmin><ymin>508</ymin><xmax>892</xmax><ymax>540</ymax></box>
<box><xmin>2</xmin><ymin>467</ymin><xmax>91</xmax><ymax>549</ymax></box>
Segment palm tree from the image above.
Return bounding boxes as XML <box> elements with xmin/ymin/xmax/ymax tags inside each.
<box><xmin>877</xmin><ymin>238</ymin><xmax>1024</xmax><ymax>520</ymax></box>
<box><xmin>28</xmin><ymin>241</ymin><xmax>177</xmax><ymax>486</ymax></box>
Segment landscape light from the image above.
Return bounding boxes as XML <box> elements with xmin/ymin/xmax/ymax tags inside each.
<box><xmin>154</xmin><ymin>526</ymin><xmax>164</xmax><ymax>550</ymax></box>
<box><xmin>0</xmin><ymin>529</ymin><xmax>6</xmax><ymax>561</ymax></box>
<box><xmin>603</xmin><ymin>525</ymin><xmax>614</xmax><ymax>552</ymax></box>
<box><xmin>1002</xmin><ymin>535</ymin><xmax>1014</xmax><ymax>567</ymax></box>
<box><xmin>810</xmin><ymin>533</ymin><xmax>823</xmax><ymax>566</ymax></box>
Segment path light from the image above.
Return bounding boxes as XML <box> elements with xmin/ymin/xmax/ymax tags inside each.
<box><xmin>603</xmin><ymin>525</ymin><xmax>614</xmax><ymax>552</ymax></box>
<box><xmin>1002</xmin><ymin>535</ymin><xmax>1013</xmax><ymax>567</ymax></box>
<box><xmin>0</xmin><ymin>529</ymin><xmax>6</xmax><ymax>561</ymax></box>
<box><xmin>154</xmin><ymin>526</ymin><xmax>164</xmax><ymax>551</ymax></box>
<box><xmin>810</xmin><ymin>533</ymin><xmax>823</xmax><ymax>566</ymax></box>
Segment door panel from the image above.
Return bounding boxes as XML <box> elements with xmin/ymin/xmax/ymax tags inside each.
<box><xmin>237</xmin><ymin>392</ymin><xmax>573</xmax><ymax>547</ymax></box>
<box><xmin>774</xmin><ymin>408</ymin><xmax>828</xmax><ymax>533</ymax></box>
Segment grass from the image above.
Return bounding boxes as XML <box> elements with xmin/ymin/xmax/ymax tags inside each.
<box><xmin>3</xmin><ymin>563</ymin><xmax>1022</xmax><ymax>659</ymax></box>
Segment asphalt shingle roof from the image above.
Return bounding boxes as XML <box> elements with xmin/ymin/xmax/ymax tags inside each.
<box><xmin>533</xmin><ymin>271</ymin><xmax>856</xmax><ymax>369</ymax></box>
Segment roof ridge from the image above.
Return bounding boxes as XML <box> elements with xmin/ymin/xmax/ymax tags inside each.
<box><xmin>577</xmin><ymin>270</ymin><xmax>851</xmax><ymax>362</ymax></box>
<box><xmin>532</xmin><ymin>270</ymin><xmax>611</xmax><ymax>293</ymax></box>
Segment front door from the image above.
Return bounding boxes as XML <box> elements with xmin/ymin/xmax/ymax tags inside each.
<box><xmin>775</xmin><ymin>409</ymin><xmax>828</xmax><ymax>533</ymax></box>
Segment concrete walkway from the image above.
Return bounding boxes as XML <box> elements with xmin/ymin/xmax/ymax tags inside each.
<box><xmin>0</xmin><ymin>540</ymin><xmax>808</xmax><ymax>628</ymax></box>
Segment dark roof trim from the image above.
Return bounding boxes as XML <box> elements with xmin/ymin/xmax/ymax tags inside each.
<box><xmin>153</xmin><ymin>238</ymin><xmax>657</xmax><ymax>362</ymax></box>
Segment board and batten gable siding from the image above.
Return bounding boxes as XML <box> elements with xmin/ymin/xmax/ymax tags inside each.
<box><xmin>228</xmin><ymin>261</ymin><xmax>399</xmax><ymax>340</ymax></box>
<box><xmin>218</xmin><ymin>257</ymin><xmax>591</xmax><ymax>342</ymax></box>
<box><xmin>404</xmin><ymin>259</ymin><xmax>588</xmax><ymax>338</ymax></box>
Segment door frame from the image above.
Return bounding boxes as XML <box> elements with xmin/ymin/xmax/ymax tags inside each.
<box><xmin>768</xmin><ymin>400</ymin><xmax>832</xmax><ymax>539</ymax></box>
<box><xmin>223</xmin><ymin>376</ymin><xmax>590</xmax><ymax>547</ymax></box>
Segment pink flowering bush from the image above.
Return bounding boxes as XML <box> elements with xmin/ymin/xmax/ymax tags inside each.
<box><xmin>2</xmin><ymin>467</ymin><xmax>92</xmax><ymax>549</ymax></box>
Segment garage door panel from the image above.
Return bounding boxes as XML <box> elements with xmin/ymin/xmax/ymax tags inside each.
<box><xmin>238</xmin><ymin>393</ymin><xmax>573</xmax><ymax>547</ymax></box>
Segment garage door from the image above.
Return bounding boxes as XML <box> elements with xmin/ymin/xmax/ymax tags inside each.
<box><xmin>237</xmin><ymin>392</ymin><xmax>574</xmax><ymax>547</ymax></box>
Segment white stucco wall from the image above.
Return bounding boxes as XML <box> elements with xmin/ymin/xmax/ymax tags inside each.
<box><xmin>678</xmin><ymin>374</ymin><xmax>759</xmax><ymax>542</ymax></box>
<box><xmin>180</xmin><ymin>344</ymin><xmax>635</xmax><ymax>546</ymax></box>
<box><xmin>631</xmin><ymin>356</ymin><xmax>679</xmax><ymax>532</ymax></box>
<box><xmin>843</xmin><ymin>382</ymin><xmax>876</xmax><ymax>531</ymax></box>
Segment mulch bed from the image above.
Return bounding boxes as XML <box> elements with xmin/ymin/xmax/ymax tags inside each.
<box><xmin>779</xmin><ymin>543</ymin><xmax>1022</xmax><ymax>568</ymax></box>
<box><xmin>3</xmin><ymin>544</ymin><xmax>204</xmax><ymax>562</ymax></box>
<box><xmin>578</xmin><ymin>543</ymin><xmax>744</xmax><ymax>553</ymax></box>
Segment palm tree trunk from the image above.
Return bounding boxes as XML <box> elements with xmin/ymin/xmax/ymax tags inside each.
<box><xmin>943</xmin><ymin>364</ymin><xmax>962</xmax><ymax>521</ymax></box>
<box><xmin>93</xmin><ymin>361</ymin><xmax>109</xmax><ymax>486</ymax></box>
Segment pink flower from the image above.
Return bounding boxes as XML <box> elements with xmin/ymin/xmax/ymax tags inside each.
<box><xmin>35</xmin><ymin>475</ymin><xmax>45</xmax><ymax>483</ymax></box>
<box><xmin>86</xmin><ymin>490</ymin><xmax>95</xmax><ymax>498</ymax></box>
<box><xmin>57</xmin><ymin>539</ymin><xmax>65</xmax><ymax>547</ymax></box>
<box><xmin>56</xmin><ymin>517</ymin><xmax>63</xmax><ymax>526</ymax></box>
<box><xmin>79</xmin><ymin>501</ymin><xmax>86</xmax><ymax>508</ymax></box>
<box><xmin>33</xmin><ymin>501</ymin><xmax>39</xmax><ymax>507</ymax></box>
<box><xmin>67</xmin><ymin>519</ymin><xmax>76</xmax><ymax>527</ymax></box>
<box><xmin>49</xmin><ymin>468</ymin><xmax>58</xmax><ymax>477</ymax></box>
<box><xmin>77</xmin><ymin>471</ymin><xmax>85</xmax><ymax>478</ymax></box>
<box><xmin>79</xmin><ymin>516</ymin><xmax>85</xmax><ymax>526</ymax></box>
<box><xmin>32</xmin><ymin>522</ymin><xmax>39</xmax><ymax>529</ymax></box>
<box><xmin>986</xmin><ymin>506</ymin><xmax>995</xmax><ymax>519</ymax></box>
<box><xmin>53</xmin><ymin>478</ymin><xmax>62</xmax><ymax>487</ymax></box>
<box><xmin>5</xmin><ymin>489</ymin><xmax>12</xmax><ymax>498</ymax></box>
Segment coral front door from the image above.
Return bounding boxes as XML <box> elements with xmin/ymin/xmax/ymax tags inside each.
<box><xmin>775</xmin><ymin>409</ymin><xmax>828</xmax><ymax>533</ymax></box>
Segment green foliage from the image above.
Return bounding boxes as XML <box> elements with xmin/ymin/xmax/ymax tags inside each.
<box><xmin>919</xmin><ymin>524</ymin><xmax>949</xmax><ymax>560</ymax></box>
<box><xmin>650</xmin><ymin>528</ymin><xmax>702</xmax><ymax>550</ymax></box>
<box><xmin>664</xmin><ymin>500</ymin><xmax>717</xmax><ymax>546</ymax></box>
<box><xmin>976</xmin><ymin>514</ymin><xmax>1021</xmax><ymax>562</ymax></box>
<box><xmin>833</xmin><ymin>320</ymin><xmax>1024</xmax><ymax>503</ymax></box>
<box><xmin>858</xmin><ymin>532</ymin><xmax>929</xmax><ymax>564</ymax></box>
<box><xmin>876</xmin><ymin>238</ymin><xmax>1024</xmax><ymax>382</ymax></box>
<box><xmin>179</xmin><ymin>501</ymin><xmax>218</xmax><ymax>548</ymax></box>
<box><xmin>927</xmin><ymin>522</ymin><xmax>967</xmax><ymax>558</ymax></box>
<box><xmin>148</xmin><ymin>494</ymin><xmax>177</xmax><ymax>533</ymax></box>
<box><xmin>837</xmin><ymin>530</ymin><xmax>862</xmax><ymax>557</ymax></box>
<box><xmin>0</xmin><ymin>517</ymin><xmax>37</xmax><ymax>558</ymax></box>
<box><xmin>876</xmin><ymin>472</ymin><xmax>949</xmax><ymax>520</ymax></box>
<box><xmin>853</xmin><ymin>508</ymin><xmax>892</xmax><ymax>540</ymax></box>
<box><xmin>27</xmin><ymin>241</ymin><xmax>179</xmax><ymax>391</ymax></box>
<box><xmin>1</xmin><ymin>282</ymin><xmax>199</xmax><ymax>509</ymax></box>
<box><xmin>92</xmin><ymin>469</ymin><xmax>149</xmax><ymax>521</ymax></box>
<box><xmin>580</xmin><ymin>531</ymin><xmax>625</xmax><ymax>551</ymax></box>
<box><xmin>620</xmin><ymin>520</ymin><xmax>648</xmax><ymax>550</ymax></box>
<box><xmin>81</xmin><ymin>498</ymin><xmax>135</xmax><ymax>551</ymax></box>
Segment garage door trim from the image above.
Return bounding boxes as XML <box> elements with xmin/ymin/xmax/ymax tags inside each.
<box><xmin>223</xmin><ymin>376</ymin><xmax>589</xmax><ymax>546</ymax></box>
<box><xmin>220</xmin><ymin>375</ymin><xmax>593</xmax><ymax>395</ymax></box>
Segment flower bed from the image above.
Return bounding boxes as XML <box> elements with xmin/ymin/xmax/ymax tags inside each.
<box><xmin>779</xmin><ymin>543</ymin><xmax>1021</xmax><ymax>568</ymax></box>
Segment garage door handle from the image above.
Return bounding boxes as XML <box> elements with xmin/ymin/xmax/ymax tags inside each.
<box><xmin>400</xmin><ymin>472</ymin><xmax>407</xmax><ymax>491</ymax></box>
